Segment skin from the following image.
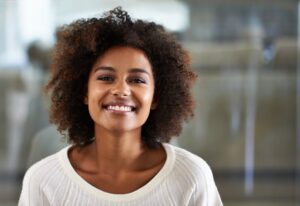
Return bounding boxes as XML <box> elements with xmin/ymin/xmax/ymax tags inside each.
<box><xmin>68</xmin><ymin>46</ymin><xmax>166</xmax><ymax>194</ymax></box>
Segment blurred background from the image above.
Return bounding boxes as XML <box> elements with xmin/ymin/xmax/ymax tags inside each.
<box><xmin>0</xmin><ymin>0</ymin><xmax>299</xmax><ymax>205</ymax></box>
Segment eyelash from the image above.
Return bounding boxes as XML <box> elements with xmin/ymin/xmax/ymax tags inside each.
<box><xmin>129</xmin><ymin>78</ymin><xmax>146</xmax><ymax>84</ymax></box>
<box><xmin>97</xmin><ymin>76</ymin><xmax>146</xmax><ymax>84</ymax></box>
<box><xmin>97</xmin><ymin>76</ymin><xmax>114</xmax><ymax>82</ymax></box>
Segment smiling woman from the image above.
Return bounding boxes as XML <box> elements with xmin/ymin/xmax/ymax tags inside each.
<box><xmin>18</xmin><ymin>7</ymin><xmax>223</xmax><ymax>206</ymax></box>
<box><xmin>86</xmin><ymin>46</ymin><xmax>155</xmax><ymax>135</ymax></box>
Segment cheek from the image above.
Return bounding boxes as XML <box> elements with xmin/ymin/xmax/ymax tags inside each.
<box><xmin>86</xmin><ymin>85</ymin><xmax>105</xmax><ymax>107</ymax></box>
<box><xmin>141</xmin><ymin>89</ymin><xmax>155</xmax><ymax>106</ymax></box>
<box><xmin>87</xmin><ymin>89</ymin><xmax>104</xmax><ymax>122</ymax></box>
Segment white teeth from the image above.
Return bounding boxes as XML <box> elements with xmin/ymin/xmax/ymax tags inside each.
<box><xmin>107</xmin><ymin>105</ymin><xmax>132</xmax><ymax>112</ymax></box>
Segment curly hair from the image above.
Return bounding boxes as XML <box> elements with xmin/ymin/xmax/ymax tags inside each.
<box><xmin>46</xmin><ymin>7</ymin><xmax>197</xmax><ymax>148</ymax></box>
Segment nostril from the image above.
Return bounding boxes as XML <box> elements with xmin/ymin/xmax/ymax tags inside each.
<box><xmin>110</xmin><ymin>81</ymin><xmax>131</xmax><ymax>96</ymax></box>
<box><xmin>111</xmin><ymin>92</ymin><xmax>129</xmax><ymax>97</ymax></box>
<box><xmin>111</xmin><ymin>88</ymin><xmax>130</xmax><ymax>97</ymax></box>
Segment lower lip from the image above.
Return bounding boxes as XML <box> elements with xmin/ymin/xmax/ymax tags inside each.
<box><xmin>104</xmin><ymin>108</ymin><xmax>134</xmax><ymax>115</ymax></box>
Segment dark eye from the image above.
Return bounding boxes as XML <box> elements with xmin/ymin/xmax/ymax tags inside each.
<box><xmin>97</xmin><ymin>76</ymin><xmax>114</xmax><ymax>82</ymax></box>
<box><xmin>129</xmin><ymin>78</ymin><xmax>146</xmax><ymax>84</ymax></box>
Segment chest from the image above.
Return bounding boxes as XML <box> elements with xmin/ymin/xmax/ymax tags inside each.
<box><xmin>77</xmin><ymin>167</ymin><xmax>162</xmax><ymax>194</ymax></box>
<box><xmin>43</xmin><ymin>173</ymin><xmax>195</xmax><ymax>206</ymax></box>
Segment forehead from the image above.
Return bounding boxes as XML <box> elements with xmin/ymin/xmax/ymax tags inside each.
<box><xmin>92</xmin><ymin>46</ymin><xmax>152</xmax><ymax>72</ymax></box>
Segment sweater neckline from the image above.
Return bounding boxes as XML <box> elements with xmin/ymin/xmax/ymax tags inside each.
<box><xmin>58</xmin><ymin>143</ymin><xmax>175</xmax><ymax>202</ymax></box>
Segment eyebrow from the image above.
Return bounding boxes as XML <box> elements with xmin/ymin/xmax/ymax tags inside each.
<box><xmin>94</xmin><ymin>66</ymin><xmax>151</xmax><ymax>76</ymax></box>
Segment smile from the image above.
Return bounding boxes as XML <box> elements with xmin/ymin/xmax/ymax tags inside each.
<box><xmin>103</xmin><ymin>105</ymin><xmax>136</xmax><ymax>112</ymax></box>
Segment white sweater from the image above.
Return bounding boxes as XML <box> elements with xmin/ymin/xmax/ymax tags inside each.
<box><xmin>19</xmin><ymin>143</ymin><xmax>223</xmax><ymax>206</ymax></box>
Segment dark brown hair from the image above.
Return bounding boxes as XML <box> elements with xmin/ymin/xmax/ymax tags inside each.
<box><xmin>46</xmin><ymin>7</ymin><xmax>197</xmax><ymax>148</ymax></box>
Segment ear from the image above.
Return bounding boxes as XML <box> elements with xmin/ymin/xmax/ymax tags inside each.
<box><xmin>84</xmin><ymin>96</ymin><xmax>88</xmax><ymax>105</ymax></box>
<box><xmin>151</xmin><ymin>101</ymin><xmax>157</xmax><ymax>110</ymax></box>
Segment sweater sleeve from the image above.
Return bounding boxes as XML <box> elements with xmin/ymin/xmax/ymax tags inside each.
<box><xmin>18</xmin><ymin>166</ymin><xmax>50</xmax><ymax>206</ymax></box>
<box><xmin>191</xmin><ymin>160</ymin><xmax>223</xmax><ymax>206</ymax></box>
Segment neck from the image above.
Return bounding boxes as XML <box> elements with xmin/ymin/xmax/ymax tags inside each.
<box><xmin>90</xmin><ymin>125</ymin><xmax>147</xmax><ymax>175</ymax></box>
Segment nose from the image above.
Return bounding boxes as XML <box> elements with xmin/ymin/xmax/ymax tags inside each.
<box><xmin>110</xmin><ymin>79</ymin><xmax>131</xmax><ymax>97</ymax></box>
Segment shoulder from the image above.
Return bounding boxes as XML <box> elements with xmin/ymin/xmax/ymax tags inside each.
<box><xmin>21</xmin><ymin>146</ymin><xmax>69</xmax><ymax>193</ymax></box>
<box><xmin>165</xmin><ymin>143</ymin><xmax>217</xmax><ymax>193</ymax></box>
<box><xmin>164</xmin><ymin>144</ymin><xmax>223</xmax><ymax>205</ymax></box>
<box><xmin>26</xmin><ymin>146</ymin><xmax>66</xmax><ymax>174</ymax></box>
<box><xmin>23</xmin><ymin>152</ymin><xmax>59</xmax><ymax>186</ymax></box>
<box><xmin>167</xmin><ymin>144</ymin><xmax>214</xmax><ymax>179</ymax></box>
<box><xmin>19</xmin><ymin>147</ymin><xmax>71</xmax><ymax>205</ymax></box>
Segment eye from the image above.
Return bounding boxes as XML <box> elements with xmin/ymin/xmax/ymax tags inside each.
<box><xmin>97</xmin><ymin>75</ymin><xmax>114</xmax><ymax>82</ymax></box>
<box><xmin>129</xmin><ymin>77</ymin><xmax>146</xmax><ymax>84</ymax></box>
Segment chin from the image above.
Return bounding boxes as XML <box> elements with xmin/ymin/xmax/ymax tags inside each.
<box><xmin>103</xmin><ymin>124</ymin><xmax>140</xmax><ymax>133</ymax></box>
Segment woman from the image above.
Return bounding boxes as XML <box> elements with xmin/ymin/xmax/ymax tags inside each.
<box><xmin>19</xmin><ymin>7</ymin><xmax>223</xmax><ymax>206</ymax></box>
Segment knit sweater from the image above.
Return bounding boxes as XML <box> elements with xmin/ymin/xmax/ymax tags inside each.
<box><xmin>19</xmin><ymin>143</ymin><xmax>223</xmax><ymax>206</ymax></box>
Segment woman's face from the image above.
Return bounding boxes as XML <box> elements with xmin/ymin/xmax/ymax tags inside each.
<box><xmin>86</xmin><ymin>46</ymin><xmax>156</xmax><ymax>134</ymax></box>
